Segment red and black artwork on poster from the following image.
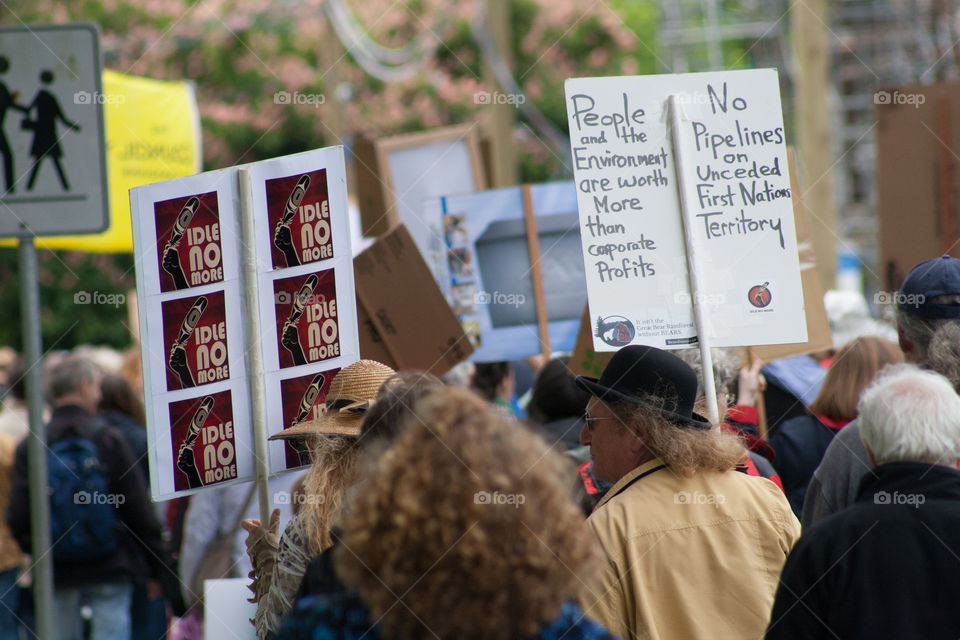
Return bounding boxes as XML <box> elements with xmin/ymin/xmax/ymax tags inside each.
<box><xmin>279</xmin><ymin>369</ymin><xmax>338</xmax><ymax>468</ymax></box>
<box><xmin>168</xmin><ymin>389</ymin><xmax>238</xmax><ymax>491</ymax></box>
<box><xmin>273</xmin><ymin>269</ymin><xmax>340</xmax><ymax>369</ymax></box>
<box><xmin>267</xmin><ymin>169</ymin><xmax>332</xmax><ymax>269</ymax></box>
<box><xmin>162</xmin><ymin>291</ymin><xmax>230</xmax><ymax>391</ymax></box>
<box><xmin>154</xmin><ymin>191</ymin><xmax>224</xmax><ymax>292</ymax></box>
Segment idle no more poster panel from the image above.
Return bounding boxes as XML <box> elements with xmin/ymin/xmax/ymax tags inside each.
<box><xmin>279</xmin><ymin>369</ymin><xmax>338</xmax><ymax>468</ymax></box>
<box><xmin>131</xmin><ymin>147</ymin><xmax>358</xmax><ymax>498</ymax></box>
<box><xmin>564</xmin><ymin>69</ymin><xmax>806</xmax><ymax>351</ymax></box>
<box><xmin>133</xmin><ymin>167</ymin><xmax>249</xmax><ymax>500</ymax></box>
<box><xmin>245</xmin><ymin>147</ymin><xmax>359</xmax><ymax>473</ymax></box>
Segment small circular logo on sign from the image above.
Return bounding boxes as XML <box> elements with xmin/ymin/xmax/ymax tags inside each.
<box><xmin>596</xmin><ymin>316</ymin><xmax>636</xmax><ymax>347</ymax></box>
<box><xmin>748</xmin><ymin>282</ymin><xmax>772</xmax><ymax>308</ymax></box>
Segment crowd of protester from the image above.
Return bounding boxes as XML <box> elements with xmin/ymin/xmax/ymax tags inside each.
<box><xmin>2</xmin><ymin>254</ymin><xmax>960</xmax><ymax>639</ymax></box>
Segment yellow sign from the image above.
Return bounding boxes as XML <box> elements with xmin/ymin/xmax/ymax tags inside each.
<box><xmin>2</xmin><ymin>70</ymin><xmax>200</xmax><ymax>251</ymax></box>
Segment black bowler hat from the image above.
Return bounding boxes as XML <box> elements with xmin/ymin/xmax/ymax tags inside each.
<box><xmin>575</xmin><ymin>345</ymin><xmax>711</xmax><ymax>429</ymax></box>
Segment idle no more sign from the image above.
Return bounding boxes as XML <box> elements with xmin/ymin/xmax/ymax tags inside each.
<box><xmin>131</xmin><ymin>147</ymin><xmax>359</xmax><ymax>499</ymax></box>
<box><xmin>564</xmin><ymin>69</ymin><xmax>806</xmax><ymax>352</ymax></box>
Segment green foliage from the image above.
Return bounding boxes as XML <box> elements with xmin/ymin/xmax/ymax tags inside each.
<box><xmin>0</xmin><ymin>248</ymin><xmax>136</xmax><ymax>352</ymax></box>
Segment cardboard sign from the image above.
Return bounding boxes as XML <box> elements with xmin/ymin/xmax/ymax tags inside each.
<box><xmin>569</xmin><ymin>305</ymin><xmax>613</xmax><ymax>378</ymax></box>
<box><xmin>132</xmin><ymin>147</ymin><xmax>358</xmax><ymax>499</ymax></box>
<box><xmin>428</xmin><ymin>181</ymin><xmax>587</xmax><ymax>362</ymax></box>
<box><xmin>354</xmin><ymin>126</ymin><xmax>486</xmax><ymax>282</ymax></box>
<box><xmin>354</xmin><ymin>224</ymin><xmax>473</xmax><ymax>374</ymax></box>
<box><xmin>565</xmin><ymin>70</ymin><xmax>806</xmax><ymax>352</ymax></box>
<box><xmin>876</xmin><ymin>83</ymin><xmax>960</xmax><ymax>290</ymax></box>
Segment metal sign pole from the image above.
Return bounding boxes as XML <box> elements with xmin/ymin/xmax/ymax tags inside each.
<box><xmin>18</xmin><ymin>237</ymin><xmax>55</xmax><ymax>638</ymax></box>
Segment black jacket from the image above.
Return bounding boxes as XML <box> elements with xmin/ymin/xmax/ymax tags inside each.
<box><xmin>767</xmin><ymin>462</ymin><xmax>960</xmax><ymax>639</ymax></box>
<box><xmin>7</xmin><ymin>405</ymin><xmax>171</xmax><ymax>590</ymax></box>
<box><xmin>768</xmin><ymin>414</ymin><xmax>842</xmax><ymax>516</ymax></box>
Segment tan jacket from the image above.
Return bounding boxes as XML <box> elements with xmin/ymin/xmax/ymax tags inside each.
<box><xmin>0</xmin><ymin>433</ymin><xmax>23</xmax><ymax>572</ymax></box>
<box><xmin>581</xmin><ymin>459</ymin><xmax>800</xmax><ymax>640</ymax></box>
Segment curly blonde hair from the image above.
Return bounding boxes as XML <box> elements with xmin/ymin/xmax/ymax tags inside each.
<box><xmin>611</xmin><ymin>401</ymin><xmax>745</xmax><ymax>476</ymax></box>
<box><xmin>334</xmin><ymin>386</ymin><xmax>595</xmax><ymax>640</ymax></box>
<box><xmin>299</xmin><ymin>434</ymin><xmax>359</xmax><ymax>556</ymax></box>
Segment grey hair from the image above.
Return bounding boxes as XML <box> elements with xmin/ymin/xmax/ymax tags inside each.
<box><xmin>47</xmin><ymin>356</ymin><xmax>101</xmax><ymax>402</ymax></box>
<box><xmin>895</xmin><ymin>294</ymin><xmax>960</xmax><ymax>364</ymax></box>
<box><xmin>673</xmin><ymin>347</ymin><xmax>741</xmax><ymax>398</ymax></box>
<box><xmin>858</xmin><ymin>364</ymin><xmax>960</xmax><ymax>466</ymax></box>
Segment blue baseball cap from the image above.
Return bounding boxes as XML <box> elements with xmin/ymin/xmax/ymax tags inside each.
<box><xmin>898</xmin><ymin>255</ymin><xmax>960</xmax><ymax>319</ymax></box>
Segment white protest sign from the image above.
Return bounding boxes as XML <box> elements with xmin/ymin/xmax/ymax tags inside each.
<box><xmin>565</xmin><ymin>69</ymin><xmax>806</xmax><ymax>352</ymax></box>
<box><xmin>131</xmin><ymin>147</ymin><xmax>358</xmax><ymax>500</ymax></box>
<box><xmin>243</xmin><ymin>148</ymin><xmax>359</xmax><ymax>474</ymax></box>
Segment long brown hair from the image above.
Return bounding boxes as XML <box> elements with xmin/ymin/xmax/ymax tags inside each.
<box><xmin>809</xmin><ymin>336</ymin><xmax>903</xmax><ymax>421</ymax></box>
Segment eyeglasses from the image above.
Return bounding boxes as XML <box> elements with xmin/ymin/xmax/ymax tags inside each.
<box><xmin>583</xmin><ymin>415</ymin><xmax>613</xmax><ymax>428</ymax></box>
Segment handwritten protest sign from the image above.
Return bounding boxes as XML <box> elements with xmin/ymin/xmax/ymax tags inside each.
<box><xmin>565</xmin><ymin>69</ymin><xmax>806</xmax><ymax>352</ymax></box>
<box><xmin>132</xmin><ymin>147</ymin><xmax>358</xmax><ymax>499</ymax></box>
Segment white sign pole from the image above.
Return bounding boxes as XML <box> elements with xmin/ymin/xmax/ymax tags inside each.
<box><xmin>238</xmin><ymin>168</ymin><xmax>271</xmax><ymax>523</ymax></box>
<box><xmin>668</xmin><ymin>95</ymin><xmax>719</xmax><ymax>426</ymax></box>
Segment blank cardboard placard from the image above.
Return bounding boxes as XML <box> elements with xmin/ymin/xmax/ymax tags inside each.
<box><xmin>354</xmin><ymin>224</ymin><xmax>473</xmax><ymax>375</ymax></box>
<box><xmin>876</xmin><ymin>82</ymin><xmax>960</xmax><ymax>291</ymax></box>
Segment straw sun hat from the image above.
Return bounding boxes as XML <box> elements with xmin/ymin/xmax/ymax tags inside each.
<box><xmin>269</xmin><ymin>360</ymin><xmax>396</xmax><ymax>439</ymax></box>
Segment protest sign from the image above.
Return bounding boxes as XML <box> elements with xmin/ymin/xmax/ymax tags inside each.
<box><xmin>132</xmin><ymin>147</ymin><xmax>357</xmax><ymax>499</ymax></box>
<box><xmin>244</xmin><ymin>148</ymin><xmax>359</xmax><ymax>473</ymax></box>
<box><xmin>354</xmin><ymin>224</ymin><xmax>473</xmax><ymax>374</ymax></box>
<box><xmin>427</xmin><ymin>181</ymin><xmax>587</xmax><ymax>362</ymax></box>
<box><xmin>565</xmin><ymin>69</ymin><xmax>806</xmax><ymax>352</ymax></box>
<box><xmin>569</xmin><ymin>305</ymin><xmax>612</xmax><ymax>378</ymax></box>
<box><xmin>876</xmin><ymin>82</ymin><xmax>960</xmax><ymax>291</ymax></box>
<box><xmin>354</xmin><ymin>126</ymin><xmax>486</xmax><ymax>281</ymax></box>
